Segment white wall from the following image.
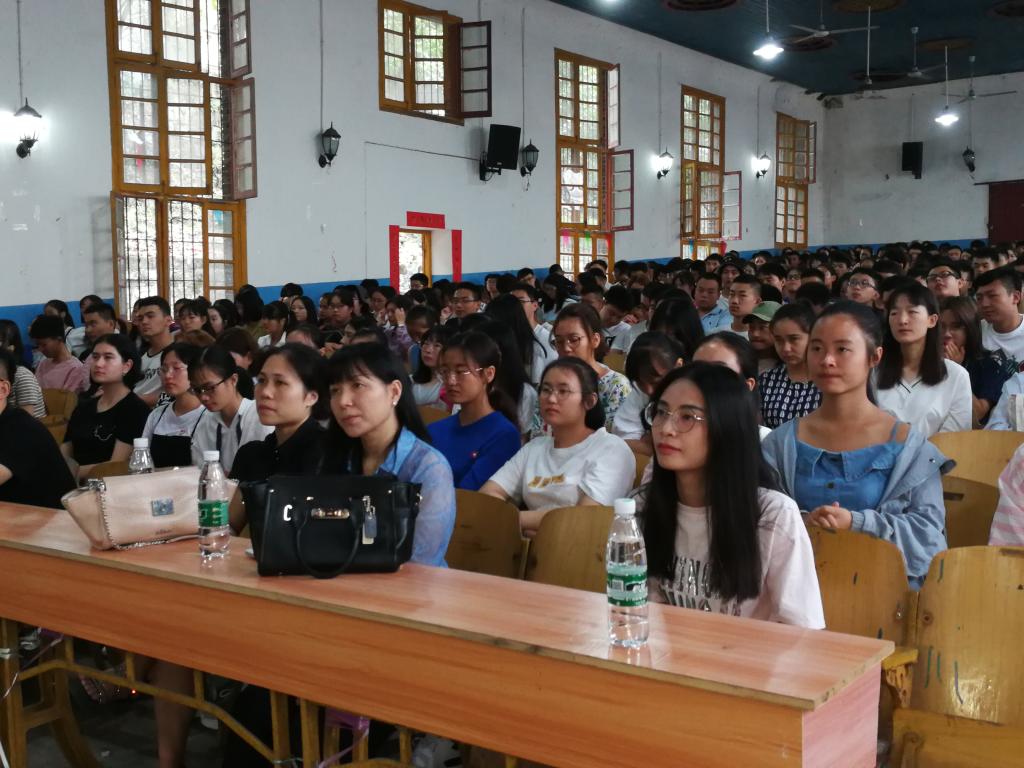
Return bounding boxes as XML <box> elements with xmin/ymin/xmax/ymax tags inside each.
<box><xmin>0</xmin><ymin>0</ymin><xmax>826</xmax><ymax>312</ymax></box>
<box><xmin>820</xmin><ymin>70</ymin><xmax>1024</xmax><ymax>246</ymax></box>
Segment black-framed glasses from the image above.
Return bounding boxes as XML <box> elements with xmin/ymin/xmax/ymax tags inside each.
<box><xmin>926</xmin><ymin>271</ymin><xmax>957</xmax><ymax>282</ymax></box>
<box><xmin>192</xmin><ymin>376</ymin><xmax>228</xmax><ymax>396</ymax></box>
<box><xmin>644</xmin><ymin>402</ymin><xmax>706</xmax><ymax>432</ymax></box>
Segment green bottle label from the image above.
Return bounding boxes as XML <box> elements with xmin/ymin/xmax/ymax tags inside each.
<box><xmin>607</xmin><ymin>563</ymin><xmax>648</xmax><ymax>607</ymax></box>
<box><xmin>199</xmin><ymin>500</ymin><xmax>228</xmax><ymax>528</ymax></box>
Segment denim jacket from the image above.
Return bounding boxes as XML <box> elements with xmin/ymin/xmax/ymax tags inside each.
<box><xmin>762</xmin><ymin>420</ymin><xmax>953</xmax><ymax>588</ymax></box>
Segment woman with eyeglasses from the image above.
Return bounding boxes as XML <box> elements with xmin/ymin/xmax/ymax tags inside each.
<box><xmin>189</xmin><ymin>345</ymin><xmax>271</xmax><ymax>472</ymax></box>
<box><xmin>482</xmin><ymin>357</ymin><xmax>635</xmax><ymax>537</ymax></box>
<box><xmin>61</xmin><ymin>334</ymin><xmax>150</xmax><ymax>481</ymax></box>
<box><xmin>529</xmin><ymin>302</ymin><xmax>631</xmax><ymax>437</ymax></box>
<box><xmin>411</xmin><ymin>325</ymin><xmax>452</xmax><ymax>410</ymax></box>
<box><xmin>428</xmin><ymin>332</ymin><xmax>521</xmax><ymax>491</ymax></box>
<box><xmin>639</xmin><ymin>362</ymin><xmax>823</xmax><ymax>627</ymax></box>
<box><xmin>141</xmin><ymin>343</ymin><xmax>205</xmax><ymax>468</ymax></box>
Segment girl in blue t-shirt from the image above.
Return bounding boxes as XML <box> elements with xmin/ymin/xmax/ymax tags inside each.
<box><xmin>428</xmin><ymin>331</ymin><xmax>522</xmax><ymax>491</ymax></box>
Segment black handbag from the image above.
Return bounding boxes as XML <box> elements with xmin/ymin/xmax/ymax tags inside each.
<box><xmin>240</xmin><ymin>474</ymin><xmax>420</xmax><ymax>578</ymax></box>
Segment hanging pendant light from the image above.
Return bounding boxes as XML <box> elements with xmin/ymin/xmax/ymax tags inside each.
<box><xmin>934</xmin><ymin>46</ymin><xmax>959</xmax><ymax>127</ymax></box>
<box><xmin>754</xmin><ymin>2</ymin><xmax>783</xmax><ymax>60</ymax></box>
<box><xmin>12</xmin><ymin>0</ymin><xmax>43</xmax><ymax>159</ymax></box>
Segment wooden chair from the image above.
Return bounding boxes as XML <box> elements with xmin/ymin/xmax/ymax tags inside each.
<box><xmin>891</xmin><ymin>546</ymin><xmax>1024</xmax><ymax>767</ymax></box>
<box><xmin>603</xmin><ymin>350</ymin><xmax>625</xmax><ymax>374</ymax></box>
<box><xmin>418</xmin><ymin>405</ymin><xmax>449</xmax><ymax>426</ymax></box>
<box><xmin>41</xmin><ymin>388</ymin><xmax>77</xmax><ymax>422</ymax></box>
<box><xmin>930</xmin><ymin>430</ymin><xmax>1024</xmax><ymax>489</ymax></box>
<box><xmin>448</xmin><ymin>490</ymin><xmax>529</xmax><ymax>579</ymax></box>
<box><xmin>85</xmin><ymin>461</ymin><xmax>131</xmax><ymax>480</ymax></box>
<box><xmin>46</xmin><ymin>422</ymin><xmax>67</xmax><ymax>445</ymax></box>
<box><xmin>632</xmin><ymin>451</ymin><xmax>651</xmax><ymax>489</ymax></box>
<box><xmin>942</xmin><ymin>476</ymin><xmax>1000</xmax><ymax>549</ymax></box>
<box><xmin>524</xmin><ymin>505</ymin><xmax>614</xmax><ymax>593</ymax></box>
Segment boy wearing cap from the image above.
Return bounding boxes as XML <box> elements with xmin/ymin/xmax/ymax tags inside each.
<box><xmin>745</xmin><ymin>301</ymin><xmax>783</xmax><ymax>374</ymax></box>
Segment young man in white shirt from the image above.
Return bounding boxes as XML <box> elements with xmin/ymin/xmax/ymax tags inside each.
<box><xmin>976</xmin><ymin>267</ymin><xmax>1024</xmax><ymax>371</ymax></box>
<box><xmin>726</xmin><ymin>275</ymin><xmax>762</xmax><ymax>340</ymax></box>
<box><xmin>134</xmin><ymin>296</ymin><xmax>176</xmax><ymax>407</ymax></box>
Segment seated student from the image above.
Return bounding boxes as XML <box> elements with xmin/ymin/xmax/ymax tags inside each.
<box><xmin>637</xmin><ymin>363</ymin><xmax>824</xmax><ymax>627</ymax></box>
<box><xmin>761</xmin><ymin>301</ymin><xmax>949</xmax><ymax>588</ymax></box>
<box><xmin>758</xmin><ymin>303</ymin><xmax>822</xmax><ymax>429</ymax></box>
<box><xmin>985</xmin><ymin>371</ymin><xmax>1024</xmax><ymax>431</ymax></box>
<box><xmin>28</xmin><ymin>314</ymin><xmax>89</xmax><ymax>393</ymax></box>
<box><xmin>530</xmin><ymin>303</ymin><xmax>631</xmax><ymax>436</ymax></box>
<box><xmin>288</xmin><ymin>295</ymin><xmax>319</xmax><ymax>328</ymax></box>
<box><xmin>989</xmin><ymin>443</ymin><xmax>1024</xmax><ymax>545</ymax></box>
<box><xmin>940</xmin><ymin>296</ymin><xmax>1016</xmax><ymax>426</ymax></box>
<box><xmin>0</xmin><ymin>320</ymin><xmax>45</xmax><ymax>418</ymax></box>
<box><xmin>0</xmin><ymin>348</ymin><xmax>76</xmax><ymax>507</ymax></box>
<box><xmin>725</xmin><ymin>275</ymin><xmax>762</xmax><ymax>339</ymax></box>
<box><xmin>189</xmin><ymin>345</ymin><xmax>272</xmax><ymax>473</ymax></box>
<box><xmin>404</xmin><ymin>304</ymin><xmax>438</xmax><ymax>373</ymax></box>
<box><xmin>482</xmin><ymin>358</ymin><xmax>635</xmax><ymax>536</ymax></box>
<box><xmin>794</xmin><ymin>281</ymin><xmax>832</xmax><ymax>314</ymax></box>
<box><xmin>648</xmin><ymin>295</ymin><xmax>705</xmax><ymax>361</ymax></box>
<box><xmin>411</xmin><ymin>325</ymin><xmax>451</xmax><ymax>410</ymax></box>
<box><xmin>875</xmin><ymin>283</ymin><xmax>972</xmax><ymax>437</ymax></box>
<box><xmin>216</xmin><ymin>326</ymin><xmax>260</xmax><ymax>374</ymax></box>
<box><xmin>612</xmin><ymin>332</ymin><xmax>685</xmax><ymax>455</ymax></box>
<box><xmin>756</xmin><ymin>262</ymin><xmax>787</xmax><ymax>296</ymax></box>
<box><xmin>694</xmin><ymin>273</ymin><xmax>731</xmax><ymax>333</ymax></box>
<box><xmin>427</xmin><ymin>332</ymin><xmax>521</xmax><ymax>491</ymax></box>
<box><xmin>368</xmin><ymin>285</ymin><xmax>396</xmax><ymax>325</ymax></box>
<box><xmin>256</xmin><ymin>300</ymin><xmax>289</xmax><ymax>349</ymax></box>
<box><xmin>974</xmin><ymin>266</ymin><xmax>1024</xmax><ymax>370</ymax></box>
<box><xmin>62</xmin><ymin>334</ymin><xmax>150</xmax><ymax>481</ymax></box>
<box><xmin>694</xmin><ymin>333</ymin><xmax>772</xmax><ymax>441</ymax></box>
<box><xmin>477</xmin><ymin>320</ymin><xmax>537</xmax><ymax>437</ymax></box>
<box><xmin>177</xmin><ymin>299</ymin><xmax>214</xmax><ymax>336</ymax></box>
<box><xmin>209</xmin><ymin>299</ymin><xmax>240</xmax><ymax>336</ymax></box>
<box><xmin>142</xmin><ymin>343</ymin><xmax>206</xmax><ymax>468</ymax></box>
<box><xmin>925</xmin><ymin>259</ymin><xmax>964</xmax><ymax>302</ymax></box>
<box><xmin>285</xmin><ymin>322</ymin><xmax>323</xmax><ymax>351</ymax></box>
<box><xmin>134</xmin><ymin>296</ymin><xmax>177</xmax><ymax>407</ymax></box>
<box><xmin>44</xmin><ymin>299</ymin><xmax>87</xmax><ymax>359</ymax></box>
<box><xmin>80</xmin><ymin>302</ymin><xmax>119</xmax><ymax>360</ymax></box>
<box><xmin>600</xmin><ymin>285</ymin><xmax>635</xmax><ymax>344</ymax></box>
<box><xmin>845</xmin><ymin>267</ymin><xmax>882</xmax><ymax>310</ymax></box>
<box><xmin>235</xmin><ymin>288</ymin><xmax>265</xmax><ymax>340</ymax></box>
<box><xmin>507</xmin><ymin>283</ymin><xmax>554</xmax><ymax>385</ymax></box>
<box><xmin>322</xmin><ymin>343</ymin><xmax>455</xmax><ymax>566</ymax></box>
<box><xmin>409</xmin><ymin>272</ymin><xmax>430</xmax><ymax>291</ymax></box>
<box><xmin>383</xmin><ymin>294</ymin><xmax>415</xmax><ymax>362</ymax></box>
<box><xmin>744</xmin><ymin>301</ymin><xmax>782</xmax><ymax>374</ymax></box>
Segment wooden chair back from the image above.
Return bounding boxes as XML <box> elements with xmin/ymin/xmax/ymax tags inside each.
<box><xmin>524</xmin><ymin>505</ymin><xmax>614</xmax><ymax>593</ymax></box>
<box><xmin>447</xmin><ymin>490</ymin><xmax>529</xmax><ymax>579</ymax></box>
<box><xmin>41</xmin><ymin>388</ymin><xmax>77</xmax><ymax>422</ymax></box>
<box><xmin>604</xmin><ymin>350</ymin><xmax>625</xmax><ymax>374</ymax></box>
<box><xmin>418</xmin><ymin>405</ymin><xmax>449</xmax><ymax>426</ymax></box>
<box><xmin>632</xmin><ymin>451</ymin><xmax>651</xmax><ymax>489</ymax></box>
<box><xmin>942</xmin><ymin>476</ymin><xmax>1000</xmax><ymax>549</ymax></box>
<box><xmin>807</xmin><ymin>527</ymin><xmax>911</xmax><ymax>642</ymax></box>
<box><xmin>930</xmin><ymin>431</ymin><xmax>1024</xmax><ymax>489</ymax></box>
<box><xmin>47</xmin><ymin>423</ymin><xmax>67</xmax><ymax>445</ymax></box>
<box><xmin>86</xmin><ymin>461</ymin><xmax>132</xmax><ymax>480</ymax></box>
<box><xmin>907</xmin><ymin>546</ymin><xmax>1024</xmax><ymax>726</ymax></box>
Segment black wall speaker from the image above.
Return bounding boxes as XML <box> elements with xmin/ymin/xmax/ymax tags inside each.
<box><xmin>902</xmin><ymin>141</ymin><xmax>923</xmax><ymax>180</ymax></box>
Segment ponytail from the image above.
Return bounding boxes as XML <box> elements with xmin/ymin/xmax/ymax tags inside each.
<box><xmin>444</xmin><ymin>331</ymin><xmax>519</xmax><ymax>426</ymax></box>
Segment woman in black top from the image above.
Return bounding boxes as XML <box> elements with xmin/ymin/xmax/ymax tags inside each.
<box><xmin>61</xmin><ymin>334</ymin><xmax>149</xmax><ymax>481</ymax></box>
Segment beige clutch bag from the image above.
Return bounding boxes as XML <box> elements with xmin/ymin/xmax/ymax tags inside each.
<box><xmin>62</xmin><ymin>467</ymin><xmax>205</xmax><ymax>550</ymax></box>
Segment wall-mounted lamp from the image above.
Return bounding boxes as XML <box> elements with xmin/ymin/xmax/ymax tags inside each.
<box><xmin>14</xmin><ymin>98</ymin><xmax>41</xmax><ymax>158</ymax></box>
<box><xmin>520</xmin><ymin>140</ymin><xmax>539</xmax><ymax>177</ymax></box>
<box><xmin>754</xmin><ymin>152</ymin><xmax>771</xmax><ymax>179</ymax></box>
<box><xmin>655</xmin><ymin>150</ymin><xmax>674</xmax><ymax>180</ymax></box>
<box><xmin>318</xmin><ymin>123</ymin><xmax>340</xmax><ymax>167</ymax></box>
<box><xmin>962</xmin><ymin>146</ymin><xmax>976</xmax><ymax>173</ymax></box>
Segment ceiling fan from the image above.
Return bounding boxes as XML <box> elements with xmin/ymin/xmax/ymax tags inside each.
<box><xmin>950</xmin><ymin>55</ymin><xmax>1018</xmax><ymax>103</ymax></box>
<box><xmin>790</xmin><ymin>0</ymin><xmax>878</xmax><ymax>44</ymax></box>
<box><xmin>853</xmin><ymin>6</ymin><xmax>886</xmax><ymax>100</ymax></box>
<box><xmin>902</xmin><ymin>27</ymin><xmax>943</xmax><ymax>81</ymax></box>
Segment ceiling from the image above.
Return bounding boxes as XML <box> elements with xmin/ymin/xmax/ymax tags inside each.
<box><xmin>546</xmin><ymin>0</ymin><xmax>1024</xmax><ymax>96</ymax></box>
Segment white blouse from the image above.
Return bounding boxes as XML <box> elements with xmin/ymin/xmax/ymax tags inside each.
<box><xmin>876</xmin><ymin>358</ymin><xmax>972</xmax><ymax>438</ymax></box>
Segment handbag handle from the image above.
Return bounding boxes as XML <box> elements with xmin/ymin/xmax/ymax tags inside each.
<box><xmin>294</xmin><ymin>508</ymin><xmax>362</xmax><ymax>579</ymax></box>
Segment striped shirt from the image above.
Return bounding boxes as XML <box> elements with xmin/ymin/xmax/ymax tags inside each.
<box><xmin>11</xmin><ymin>365</ymin><xmax>46</xmax><ymax>418</ymax></box>
<box><xmin>989</xmin><ymin>443</ymin><xmax>1024</xmax><ymax>546</ymax></box>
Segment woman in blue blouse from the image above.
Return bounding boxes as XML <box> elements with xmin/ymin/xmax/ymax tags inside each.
<box><xmin>323</xmin><ymin>342</ymin><xmax>455</xmax><ymax>567</ymax></box>
<box><xmin>762</xmin><ymin>301</ymin><xmax>950</xmax><ymax>588</ymax></box>
<box><xmin>427</xmin><ymin>332</ymin><xmax>521</xmax><ymax>491</ymax></box>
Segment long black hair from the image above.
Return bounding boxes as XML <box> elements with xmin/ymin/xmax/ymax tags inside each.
<box><xmin>641</xmin><ymin>363</ymin><xmax>776</xmax><ymax>603</ymax></box>
<box><xmin>92</xmin><ymin>333</ymin><xmax>143</xmax><ymax>388</ymax></box>
<box><xmin>325</xmin><ymin>343</ymin><xmax>430</xmax><ymax>472</ymax></box>
<box><xmin>649</xmin><ymin>296</ymin><xmax>705</xmax><ymax>361</ymax></box>
<box><xmin>189</xmin><ymin>343</ymin><xmax>252</xmax><ymax>399</ymax></box>
<box><xmin>289</xmin><ymin>295</ymin><xmax>319</xmax><ymax>328</ymax></box>
<box><xmin>939</xmin><ymin>296</ymin><xmax>983</xmax><ymax>362</ymax></box>
<box><xmin>624</xmin><ymin>332</ymin><xmax>685</xmax><ymax>389</ymax></box>
<box><xmin>443</xmin><ymin>330</ymin><xmax>518</xmax><ymax>426</ymax></box>
<box><xmin>45</xmin><ymin>300</ymin><xmax>75</xmax><ymax>330</ymax></box>
<box><xmin>539</xmin><ymin>357</ymin><xmax>605</xmax><ymax>431</ymax></box>
<box><xmin>477</xmin><ymin>320</ymin><xmax>529</xmax><ymax>421</ymax></box>
<box><xmin>235</xmin><ymin>289</ymin><xmax>264</xmax><ymax>325</ymax></box>
<box><xmin>412</xmin><ymin>324</ymin><xmax>453</xmax><ymax>384</ymax></box>
<box><xmin>484</xmin><ymin>293</ymin><xmax>542</xmax><ymax>366</ymax></box>
<box><xmin>878</xmin><ymin>282</ymin><xmax>947</xmax><ymax>389</ymax></box>
<box><xmin>254</xmin><ymin>342</ymin><xmax>330</xmax><ymax>421</ymax></box>
<box><xmin>212</xmin><ymin>299</ymin><xmax>241</xmax><ymax>332</ymax></box>
<box><xmin>0</xmin><ymin>320</ymin><xmax>28</xmax><ymax>368</ymax></box>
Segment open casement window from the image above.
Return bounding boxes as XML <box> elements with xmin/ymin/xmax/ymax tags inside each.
<box><xmin>606</xmin><ymin>65</ymin><xmax>620</xmax><ymax>150</ymax></box>
<box><xmin>608</xmin><ymin>149</ymin><xmax>634</xmax><ymax>231</ymax></box>
<box><xmin>723</xmin><ymin>171</ymin><xmax>742</xmax><ymax>240</ymax></box>
<box><xmin>680</xmin><ymin>162</ymin><xmax>723</xmax><ymax>240</ymax></box>
<box><xmin>681</xmin><ymin>241</ymin><xmax>722</xmax><ymax>261</ymax></box>
<box><xmin>112</xmin><ymin>0</ymin><xmax>201</xmax><ymax>70</ymax></box>
<box><xmin>230</xmin><ymin>79</ymin><xmax>257</xmax><ymax>199</ymax></box>
<box><xmin>228</xmin><ymin>0</ymin><xmax>252</xmax><ymax>77</ymax></box>
<box><xmin>113</xmin><ymin>194</ymin><xmax>246</xmax><ymax>313</ymax></box>
<box><xmin>556</xmin><ymin>52</ymin><xmax>608</xmax><ymax>146</ymax></box>
<box><xmin>459</xmin><ymin>21</ymin><xmax>491</xmax><ymax>117</ymax></box>
<box><xmin>775</xmin><ymin>181</ymin><xmax>808</xmax><ymax>249</ymax></box>
<box><xmin>776</xmin><ymin>113</ymin><xmax>817</xmax><ymax>183</ymax></box>
<box><xmin>558</xmin><ymin>230</ymin><xmax>613</xmax><ymax>278</ymax></box>
<box><xmin>681</xmin><ymin>87</ymin><xmax>724</xmax><ymax>168</ymax></box>
<box><xmin>558</xmin><ymin>146</ymin><xmax>606</xmax><ymax>230</ymax></box>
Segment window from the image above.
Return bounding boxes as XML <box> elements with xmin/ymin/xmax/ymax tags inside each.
<box><xmin>775</xmin><ymin>181</ymin><xmax>807</xmax><ymax>250</ymax></box>
<box><xmin>378</xmin><ymin>0</ymin><xmax>492</xmax><ymax>122</ymax></box>
<box><xmin>680</xmin><ymin>86</ymin><xmax>726</xmax><ymax>258</ymax></box>
<box><xmin>397</xmin><ymin>230</ymin><xmax>432</xmax><ymax>293</ymax></box>
<box><xmin>106</xmin><ymin>0</ymin><xmax>254</xmax><ymax>313</ymax></box>
<box><xmin>723</xmin><ymin>171</ymin><xmax>741</xmax><ymax>240</ymax></box>
<box><xmin>554</xmin><ymin>50</ymin><xmax>632</xmax><ymax>275</ymax></box>
<box><xmin>775</xmin><ymin>113</ymin><xmax>814</xmax><ymax>249</ymax></box>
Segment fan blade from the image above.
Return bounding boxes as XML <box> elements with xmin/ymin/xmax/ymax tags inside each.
<box><xmin>918</xmin><ymin>63</ymin><xmax>945</xmax><ymax>73</ymax></box>
<box><xmin>977</xmin><ymin>90</ymin><xmax>1018</xmax><ymax>98</ymax></box>
<box><xmin>789</xmin><ymin>24</ymin><xmax>817</xmax><ymax>32</ymax></box>
<box><xmin>791</xmin><ymin>34</ymin><xmax>817</xmax><ymax>44</ymax></box>
<box><xmin>828</xmin><ymin>25</ymin><xmax>879</xmax><ymax>34</ymax></box>
<box><xmin>948</xmin><ymin>92</ymin><xmax>968</xmax><ymax>99</ymax></box>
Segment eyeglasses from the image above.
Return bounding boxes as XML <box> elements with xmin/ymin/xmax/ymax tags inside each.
<box><xmin>644</xmin><ymin>402</ymin><xmax>706</xmax><ymax>432</ymax></box>
<box><xmin>550</xmin><ymin>334</ymin><xmax>585</xmax><ymax>350</ymax></box>
<box><xmin>847</xmin><ymin>279</ymin><xmax>877</xmax><ymax>290</ymax></box>
<box><xmin>927</xmin><ymin>271</ymin><xmax>957</xmax><ymax>282</ymax></box>
<box><xmin>192</xmin><ymin>376</ymin><xmax>228</xmax><ymax>396</ymax></box>
<box><xmin>538</xmin><ymin>385</ymin><xmax>580</xmax><ymax>400</ymax></box>
<box><xmin>158</xmin><ymin>364</ymin><xmax>188</xmax><ymax>377</ymax></box>
<box><xmin>438</xmin><ymin>367</ymin><xmax>483</xmax><ymax>383</ymax></box>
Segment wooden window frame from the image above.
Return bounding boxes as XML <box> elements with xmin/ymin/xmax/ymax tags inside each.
<box><xmin>558</xmin><ymin>229</ymin><xmax>614</xmax><ymax>278</ymax></box>
<box><xmin>681</xmin><ymin>241</ymin><xmax>723</xmax><ymax>262</ymax></box>
<box><xmin>680</xmin><ymin>161</ymin><xmax>724</xmax><ymax>241</ymax></box>
<box><xmin>107</xmin><ymin>0</ymin><xmax>202</xmax><ymax>70</ymax></box>
<box><xmin>681</xmin><ymin>86</ymin><xmax>725</xmax><ymax>169</ymax></box>
<box><xmin>774</xmin><ymin>180</ymin><xmax>808</xmax><ymax>250</ymax></box>
<box><xmin>776</xmin><ymin>113</ymin><xmax>816</xmax><ymax>184</ymax></box>
<box><xmin>723</xmin><ymin>170</ymin><xmax>742</xmax><ymax>241</ymax></box>
<box><xmin>680</xmin><ymin>85</ymin><xmax>726</xmax><ymax>249</ymax></box>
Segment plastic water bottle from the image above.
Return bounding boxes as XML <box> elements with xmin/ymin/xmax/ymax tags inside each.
<box><xmin>606</xmin><ymin>497</ymin><xmax>649</xmax><ymax>648</ymax></box>
<box><xmin>128</xmin><ymin>438</ymin><xmax>154</xmax><ymax>475</ymax></box>
<box><xmin>198</xmin><ymin>450</ymin><xmax>231</xmax><ymax>561</ymax></box>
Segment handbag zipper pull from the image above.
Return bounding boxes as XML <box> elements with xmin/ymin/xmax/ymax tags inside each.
<box><xmin>362</xmin><ymin>495</ymin><xmax>377</xmax><ymax>544</ymax></box>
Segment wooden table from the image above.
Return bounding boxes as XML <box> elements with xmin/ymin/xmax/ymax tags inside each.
<box><xmin>0</xmin><ymin>505</ymin><xmax>892</xmax><ymax>767</ymax></box>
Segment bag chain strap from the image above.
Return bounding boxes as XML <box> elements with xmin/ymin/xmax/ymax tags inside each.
<box><xmin>98</xmin><ymin>484</ymin><xmax>198</xmax><ymax>551</ymax></box>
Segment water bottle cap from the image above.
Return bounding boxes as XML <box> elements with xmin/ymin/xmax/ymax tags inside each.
<box><xmin>614</xmin><ymin>498</ymin><xmax>636</xmax><ymax>517</ymax></box>
<box><xmin>133</xmin><ymin>438</ymin><xmax>149</xmax><ymax>449</ymax></box>
<box><xmin>202</xmin><ymin>450</ymin><xmax>220</xmax><ymax>462</ymax></box>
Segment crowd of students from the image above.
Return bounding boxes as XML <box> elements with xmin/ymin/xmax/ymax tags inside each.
<box><xmin>2</xmin><ymin>240</ymin><xmax>1024</xmax><ymax>766</ymax></box>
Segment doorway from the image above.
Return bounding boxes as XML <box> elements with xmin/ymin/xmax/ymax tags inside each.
<box><xmin>988</xmin><ymin>182</ymin><xmax>1024</xmax><ymax>243</ymax></box>
<box><xmin>397</xmin><ymin>229</ymin><xmax>432</xmax><ymax>293</ymax></box>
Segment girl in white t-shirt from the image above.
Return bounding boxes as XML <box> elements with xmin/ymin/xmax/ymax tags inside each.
<box><xmin>482</xmin><ymin>357</ymin><xmax>635</xmax><ymax>537</ymax></box>
<box><xmin>639</xmin><ymin>362</ymin><xmax>824</xmax><ymax>629</ymax></box>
